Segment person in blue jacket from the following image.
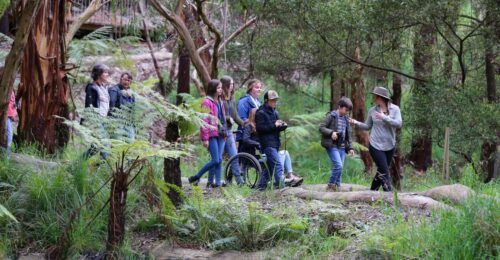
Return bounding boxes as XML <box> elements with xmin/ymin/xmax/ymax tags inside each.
<box><xmin>236</xmin><ymin>79</ymin><xmax>262</xmax><ymax>142</ymax></box>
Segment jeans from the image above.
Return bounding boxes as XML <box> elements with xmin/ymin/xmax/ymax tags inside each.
<box><xmin>279</xmin><ymin>150</ymin><xmax>293</xmax><ymax>174</ymax></box>
<box><xmin>258</xmin><ymin>147</ymin><xmax>283</xmax><ymax>189</ymax></box>
<box><xmin>369</xmin><ymin>144</ymin><xmax>395</xmax><ymax>191</ymax></box>
<box><xmin>326</xmin><ymin>147</ymin><xmax>345</xmax><ymax>186</ymax></box>
<box><xmin>195</xmin><ymin>136</ymin><xmax>225</xmax><ymax>186</ymax></box>
<box><xmin>224</xmin><ymin>131</ymin><xmax>242</xmax><ymax>183</ymax></box>
<box><xmin>5</xmin><ymin>117</ymin><xmax>13</xmax><ymax>155</ymax></box>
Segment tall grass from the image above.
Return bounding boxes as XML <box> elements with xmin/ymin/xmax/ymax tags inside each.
<box><xmin>362</xmin><ymin>187</ymin><xmax>500</xmax><ymax>259</ymax></box>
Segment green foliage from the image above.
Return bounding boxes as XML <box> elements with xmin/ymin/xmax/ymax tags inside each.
<box><xmin>362</xmin><ymin>192</ymin><xmax>500</xmax><ymax>259</ymax></box>
<box><xmin>157</xmin><ymin>188</ymin><xmax>308</xmax><ymax>251</ymax></box>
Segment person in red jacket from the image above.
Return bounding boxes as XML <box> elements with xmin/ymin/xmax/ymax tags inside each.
<box><xmin>188</xmin><ymin>79</ymin><xmax>227</xmax><ymax>188</ymax></box>
<box><xmin>5</xmin><ymin>89</ymin><xmax>18</xmax><ymax>155</ymax></box>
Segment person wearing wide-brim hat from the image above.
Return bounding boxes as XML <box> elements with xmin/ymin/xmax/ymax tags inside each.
<box><xmin>349</xmin><ymin>86</ymin><xmax>402</xmax><ymax>191</ymax></box>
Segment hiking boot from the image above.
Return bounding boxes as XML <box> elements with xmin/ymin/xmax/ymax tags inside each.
<box><xmin>188</xmin><ymin>176</ymin><xmax>200</xmax><ymax>185</ymax></box>
<box><xmin>326</xmin><ymin>183</ymin><xmax>338</xmax><ymax>192</ymax></box>
<box><xmin>289</xmin><ymin>173</ymin><xmax>304</xmax><ymax>187</ymax></box>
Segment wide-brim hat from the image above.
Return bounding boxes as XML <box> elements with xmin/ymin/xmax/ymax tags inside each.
<box><xmin>371</xmin><ymin>86</ymin><xmax>391</xmax><ymax>100</ymax></box>
<box><xmin>264</xmin><ymin>90</ymin><xmax>279</xmax><ymax>100</ymax></box>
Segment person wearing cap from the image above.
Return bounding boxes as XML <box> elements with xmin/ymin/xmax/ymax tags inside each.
<box><xmin>319</xmin><ymin>97</ymin><xmax>355</xmax><ymax>191</ymax></box>
<box><xmin>349</xmin><ymin>86</ymin><xmax>402</xmax><ymax>191</ymax></box>
<box><xmin>236</xmin><ymin>79</ymin><xmax>262</xmax><ymax>141</ymax></box>
<box><xmin>255</xmin><ymin>90</ymin><xmax>287</xmax><ymax>190</ymax></box>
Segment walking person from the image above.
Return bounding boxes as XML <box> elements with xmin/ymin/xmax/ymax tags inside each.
<box><xmin>319</xmin><ymin>97</ymin><xmax>355</xmax><ymax>191</ymax></box>
<box><xmin>255</xmin><ymin>90</ymin><xmax>287</xmax><ymax>190</ymax></box>
<box><xmin>188</xmin><ymin>79</ymin><xmax>227</xmax><ymax>188</ymax></box>
<box><xmin>220</xmin><ymin>76</ymin><xmax>245</xmax><ymax>185</ymax></box>
<box><xmin>108</xmin><ymin>72</ymin><xmax>136</xmax><ymax>140</ymax></box>
<box><xmin>350</xmin><ymin>87</ymin><xmax>402</xmax><ymax>191</ymax></box>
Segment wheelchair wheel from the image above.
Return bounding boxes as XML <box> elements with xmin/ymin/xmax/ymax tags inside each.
<box><xmin>224</xmin><ymin>152</ymin><xmax>262</xmax><ymax>188</ymax></box>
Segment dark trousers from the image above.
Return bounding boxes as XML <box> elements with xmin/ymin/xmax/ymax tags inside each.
<box><xmin>369</xmin><ymin>144</ymin><xmax>395</xmax><ymax>191</ymax></box>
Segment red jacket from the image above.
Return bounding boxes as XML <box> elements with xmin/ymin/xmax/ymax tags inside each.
<box><xmin>7</xmin><ymin>91</ymin><xmax>17</xmax><ymax>119</ymax></box>
<box><xmin>200</xmin><ymin>97</ymin><xmax>225</xmax><ymax>141</ymax></box>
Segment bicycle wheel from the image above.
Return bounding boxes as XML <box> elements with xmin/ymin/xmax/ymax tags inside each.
<box><xmin>224</xmin><ymin>152</ymin><xmax>262</xmax><ymax>188</ymax></box>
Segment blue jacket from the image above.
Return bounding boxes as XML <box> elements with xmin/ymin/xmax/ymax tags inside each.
<box><xmin>255</xmin><ymin>104</ymin><xmax>287</xmax><ymax>149</ymax></box>
<box><xmin>236</xmin><ymin>94</ymin><xmax>261</xmax><ymax>140</ymax></box>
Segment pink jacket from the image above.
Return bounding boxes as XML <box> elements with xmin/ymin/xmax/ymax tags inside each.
<box><xmin>200</xmin><ymin>97</ymin><xmax>226</xmax><ymax>141</ymax></box>
<box><xmin>7</xmin><ymin>91</ymin><xmax>17</xmax><ymax>119</ymax></box>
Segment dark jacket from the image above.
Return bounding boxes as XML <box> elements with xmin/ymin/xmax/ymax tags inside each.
<box><xmin>108</xmin><ymin>84</ymin><xmax>135</xmax><ymax>110</ymax></box>
<box><xmin>85</xmin><ymin>83</ymin><xmax>99</xmax><ymax>108</ymax></box>
<box><xmin>255</xmin><ymin>104</ymin><xmax>287</xmax><ymax>149</ymax></box>
<box><xmin>240</xmin><ymin>123</ymin><xmax>261</xmax><ymax>156</ymax></box>
<box><xmin>319</xmin><ymin>111</ymin><xmax>352</xmax><ymax>151</ymax></box>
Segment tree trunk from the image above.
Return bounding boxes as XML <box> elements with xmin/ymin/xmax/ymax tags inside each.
<box><xmin>16</xmin><ymin>0</ymin><xmax>70</xmax><ymax>154</ymax></box>
<box><xmin>329</xmin><ymin>69</ymin><xmax>341</xmax><ymax>111</ymax></box>
<box><xmin>106</xmin><ymin>169</ymin><xmax>129</xmax><ymax>258</ymax></box>
<box><xmin>409</xmin><ymin>24</ymin><xmax>435</xmax><ymax>173</ymax></box>
<box><xmin>480</xmin><ymin>25</ymin><xmax>498</xmax><ymax>182</ymax></box>
<box><xmin>0</xmin><ymin>0</ymin><xmax>42</xmax><ymax>149</ymax></box>
<box><xmin>389</xmin><ymin>73</ymin><xmax>403</xmax><ymax>190</ymax></box>
<box><xmin>163</xmin><ymin>46</ymin><xmax>190</xmax><ymax>207</ymax></box>
<box><xmin>148</xmin><ymin>0</ymin><xmax>211</xmax><ymax>91</ymax></box>
<box><xmin>350</xmin><ymin>46</ymin><xmax>373</xmax><ymax>172</ymax></box>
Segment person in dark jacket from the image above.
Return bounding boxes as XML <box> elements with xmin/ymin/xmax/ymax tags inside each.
<box><xmin>236</xmin><ymin>79</ymin><xmax>262</xmax><ymax>141</ymax></box>
<box><xmin>240</xmin><ymin>108</ymin><xmax>260</xmax><ymax>157</ymax></box>
<box><xmin>108</xmin><ymin>72</ymin><xmax>136</xmax><ymax>139</ymax></box>
<box><xmin>220</xmin><ymin>75</ymin><xmax>245</xmax><ymax>185</ymax></box>
<box><xmin>108</xmin><ymin>72</ymin><xmax>135</xmax><ymax>110</ymax></box>
<box><xmin>255</xmin><ymin>90</ymin><xmax>287</xmax><ymax>190</ymax></box>
<box><xmin>319</xmin><ymin>97</ymin><xmax>355</xmax><ymax>191</ymax></box>
<box><xmin>84</xmin><ymin>64</ymin><xmax>110</xmax><ymax>117</ymax></box>
<box><xmin>83</xmin><ymin>64</ymin><xmax>110</xmax><ymax>158</ymax></box>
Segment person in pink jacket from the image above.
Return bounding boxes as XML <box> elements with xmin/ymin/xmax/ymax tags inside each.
<box><xmin>188</xmin><ymin>79</ymin><xmax>227</xmax><ymax>187</ymax></box>
<box><xmin>5</xmin><ymin>90</ymin><xmax>18</xmax><ymax>155</ymax></box>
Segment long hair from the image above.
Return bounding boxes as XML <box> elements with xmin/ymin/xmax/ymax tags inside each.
<box><xmin>206</xmin><ymin>79</ymin><xmax>221</xmax><ymax>97</ymax></box>
<box><xmin>220</xmin><ymin>75</ymin><xmax>233</xmax><ymax>100</ymax></box>
<box><xmin>247</xmin><ymin>108</ymin><xmax>257</xmax><ymax>133</ymax></box>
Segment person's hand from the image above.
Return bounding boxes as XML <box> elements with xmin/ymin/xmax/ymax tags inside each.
<box><xmin>275</xmin><ymin>120</ymin><xmax>284</xmax><ymax>127</ymax></box>
<box><xmin>374</xmin><ymin>112</ymin><xmax>385</xmax><ymax>120</ymax></box>
<box><xmin>348</xmin><ymin>149</ymin><xmax>355</xmax><ymax>156</ymax></box>
<box><xmin>348</xmin><ymin>118</ymin><xmax>357</xmax><ymax>125</ymax></box>
<box><xmin>203</xmin><ymin>140</ymin><xmax>209</xmax><ymax>148</ymax></box>
<box><xmin>331</xmin><ymin>132</ymin><xmax>338</xmax><ymax>141</ymax></box>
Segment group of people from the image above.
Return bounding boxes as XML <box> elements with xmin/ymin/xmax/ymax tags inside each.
<box><xmin>187</xmin><ymin>78</ymin><xmax>302</xmax><ymax>189</ymax></box>
<box><xmin>83</xmin><ymin>64</ymin><xmax>136</xmax><ymax>157</ymax></box>
<box><xmin>188</xmin><ymin>76</ymin><xmax>402</xmax><ymax>192</ymax></box>
<box><xmin>4</xmin><ymin>63</ymin><xmax>402</xmax><ymax>193</ymax></box>
<box><xmin>320</xmin><ymin>86</ymin><xmax>402</xmax><ymax>192</ymax></box>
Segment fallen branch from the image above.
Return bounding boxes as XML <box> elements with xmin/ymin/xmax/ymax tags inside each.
<box><xmin>281</xmin><ymin>188</ymin><xmax>451</xmax><ymax>210</ymax></box>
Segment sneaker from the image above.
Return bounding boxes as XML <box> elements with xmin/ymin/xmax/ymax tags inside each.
<box><xmin>326</xmin><ymin>183</ymin><xmax>337</xmax><ymax>192</ymax></box>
